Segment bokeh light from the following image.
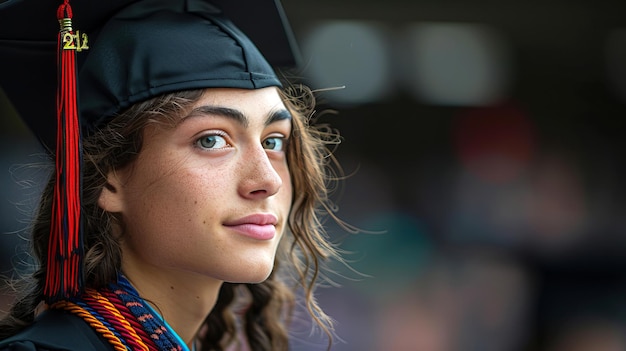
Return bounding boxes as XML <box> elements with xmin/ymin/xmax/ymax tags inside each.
<box><xmin>301</xmin><ymin>20</ymin><xmax>393</xmax><ymax>105</ymax></box>
<box><xmin>401</xmin><ymin>22</ymin><xmax>513</xmax><ymax>106</ymax></box>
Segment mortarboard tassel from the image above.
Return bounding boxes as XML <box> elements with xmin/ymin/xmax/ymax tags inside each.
<box><xmin>44</xmin><ymin>0</ymin><xmax>86</xmax><ymax>303</ymax></box>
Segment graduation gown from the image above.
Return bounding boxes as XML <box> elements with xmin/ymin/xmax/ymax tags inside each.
<box><xmin>0</xmin><ymin>309</ymin><xmax>113</xmax><ymax>351</ymax></box>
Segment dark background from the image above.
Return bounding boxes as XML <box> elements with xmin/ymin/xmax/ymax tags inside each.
<box><xmin>3</xmin><ymin>1</ymin><xmax>626</xmax><ymax>350</ymax></box>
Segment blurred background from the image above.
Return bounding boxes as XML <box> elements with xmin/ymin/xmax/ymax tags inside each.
<box><xmin>3</xmin><ymin>0</ymin><xmax>626</xmax><ymax>350</ymax></box>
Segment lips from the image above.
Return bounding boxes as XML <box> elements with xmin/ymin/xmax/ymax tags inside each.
<box><xmin>223</xmin><ymin>213</ymin><xmax>277</xmax><ymax>240</ymax></box>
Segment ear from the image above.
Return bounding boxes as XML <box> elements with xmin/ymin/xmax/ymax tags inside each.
<box><xmin>98</xmin><ymin>170</ymin><xmax>125</xmax><ymax>213</ymax></box>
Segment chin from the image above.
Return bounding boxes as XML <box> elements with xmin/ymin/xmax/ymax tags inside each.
<box><xmin>226</xmin><ymin>263</ymin><xmax>274</xmax><ymax>284</ymax></box>
<box><xmin>244</xmin><ymin>269</ymin><xmax>274</xmax><ymax>284</ymax></box>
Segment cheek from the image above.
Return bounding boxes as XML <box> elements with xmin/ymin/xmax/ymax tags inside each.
<box><xmin>138</xmin><ymin>167</ymin><xmax>224</xmax><ymax>218</ymax></box>
<box><xmin>122</xmin><ymin>161</ymin><xmax>216</xmax><ymax>229</ymax></box>
<box><xmin>284</xmin><ymin>172</ymin><xmax>293</xmax><ymax>203</ymax></box>
<box><xmin>121</xmin><ymin>171</ymin><xmax>224</xmax><ymax>259</ymax></box>
<box><xmin>278</xmin><ymin>165</ymin><xmax>293</xmax><ymax>206</ymax></box>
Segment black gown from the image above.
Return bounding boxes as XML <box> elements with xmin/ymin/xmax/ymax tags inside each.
<box><xmin>0</xmin><ymin>309</ymin><xmax>113</xmax><ymax>351</ymax></box>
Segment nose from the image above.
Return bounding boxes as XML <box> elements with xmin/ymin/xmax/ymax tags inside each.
<box><xmin>238</xmin><ymin>144</ymin><xmax>283</xmax><ymax>199</ymax></box>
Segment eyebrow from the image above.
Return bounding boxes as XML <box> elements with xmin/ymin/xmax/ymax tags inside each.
<box><xmin>182</xmin><ymin>105</ymin><xmax>292</xmax><ymax>128</ymax></box>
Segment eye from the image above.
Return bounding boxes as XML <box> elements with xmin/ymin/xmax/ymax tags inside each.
<box><xmin>196</xmin><ymin>134</ymin><xmax>228</xmax><ymax>149</ymax></box>
<box><xmin>262</xmin><ymin>136</ymin><xmax>286</xmax><ymax>151</ymax></box>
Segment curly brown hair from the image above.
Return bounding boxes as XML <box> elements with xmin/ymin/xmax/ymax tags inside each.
<box><xmin>0</xmin><ymin>83</ymin><xmax>347</xmax><ymax>351</ymax></box>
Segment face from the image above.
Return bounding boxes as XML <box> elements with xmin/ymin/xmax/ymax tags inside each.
<box><xmin>99</xmin><ymin>87</ymin><xmax>293</xmax><ymax>285</ymax></box>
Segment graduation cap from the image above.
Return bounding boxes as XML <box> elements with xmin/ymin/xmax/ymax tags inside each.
<box><xmin>0</xmin><ymin>0</ymin><xmax>300</xmax><ymax>303</ymax></box>
<box><xmin>0</xmin><ymin>0</ymin><xmax>300</xmax><ymax>149</ymax></box>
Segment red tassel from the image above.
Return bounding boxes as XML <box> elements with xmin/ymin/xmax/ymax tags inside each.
<box><xmin>44</xmin><ymin>0</ymin><xmax>84</xmax><ymax>303</ymax></box>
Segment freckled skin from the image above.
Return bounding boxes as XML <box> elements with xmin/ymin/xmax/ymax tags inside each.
<box><xmin>97</xmin><ymin>87</ymin><xmax>293</xmax><ymax>342</ymax></box>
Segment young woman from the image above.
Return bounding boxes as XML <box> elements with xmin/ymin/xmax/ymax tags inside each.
<box><xmin>0</xmin><ymin>0</ymin><xmax>347</xmax><ymax>350</ymax></box>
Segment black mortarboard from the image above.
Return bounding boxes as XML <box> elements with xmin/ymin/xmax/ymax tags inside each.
<box><xmin>0</xmin><ymin>0</ymin><xmax>300</xmax><ymax>303</ymax></box>
<box><xmin>0</xmin><ymin>0</ymin><xmax>300</xmax><ymax>150</ymax></box>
